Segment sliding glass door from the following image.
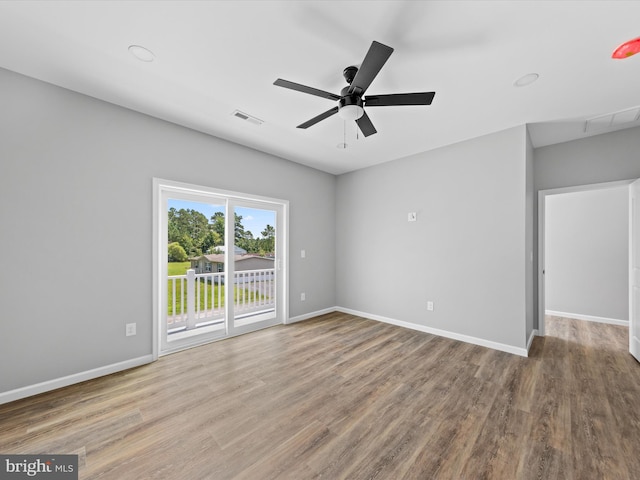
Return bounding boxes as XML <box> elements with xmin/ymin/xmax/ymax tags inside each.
<box><xmin>228</xmin><ymin>201</ymin><xmax>282</xmax><ymax>335</ymax></box>
<box><xmin>155</xmin><ymin>179</ymin><xmax>287</xmax><ymax>356</ymax></box>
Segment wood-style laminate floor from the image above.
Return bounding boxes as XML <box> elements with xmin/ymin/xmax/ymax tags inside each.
<box><xmin>1</xmin><ymin>313</ymin><xmax>640</xmax><ymax>479</ymax></box>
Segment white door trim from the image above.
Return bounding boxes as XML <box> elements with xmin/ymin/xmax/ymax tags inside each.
<box><xmin>537</xmin><ymin>179</ymin><xmax>635</xmax><ymax>337</ymax></box>
<box><xmin>629</xmin><ymin>178</ymin><xmax>640</xmax><ymax>361</ymax></box>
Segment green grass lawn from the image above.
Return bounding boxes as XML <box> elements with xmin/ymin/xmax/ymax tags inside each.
<box><xmin>168</xmin><ymin>261</ymin><xmax>191</xmax><ymax>276</ymax></box>
<box><xmin>168</xmin><ymin>279</ymin><xmax>223</xmax><ymax>315</ymax></box>
<box><xmin>167</xmin><ymin>262</ymin><xmax>264</xmax><ymax>316</ymax></box>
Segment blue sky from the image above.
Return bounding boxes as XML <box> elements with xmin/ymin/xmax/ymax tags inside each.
<box><xmin>168</xmin><ymin>199</ymin><xmax>275</xmax><ymax>238</ymax></box>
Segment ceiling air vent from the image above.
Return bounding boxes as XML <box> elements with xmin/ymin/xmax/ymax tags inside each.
<box><xmin>585</xmin><ymin>106</ymin><xmax>640</xmax><ymax>133</ymax></box>
<box><xmin>232</xmin><ymin>110</ymin><xmax>263</xmax><ymax>126</ymax></box>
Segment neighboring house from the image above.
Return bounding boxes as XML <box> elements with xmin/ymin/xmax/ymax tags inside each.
<box><xmin>190</xmin><ymin>254</ymin><xmax>274</xmax><ymax>274</ymax></box>
<box><xmin>214</xmin><ymin>245</ymin><xmax>247</xmax><ymax>255</ymax></box>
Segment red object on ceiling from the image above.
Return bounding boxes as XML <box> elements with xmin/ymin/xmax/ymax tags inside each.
<box><xmin>612</xmin><ymin>37</ymin><xmax>640</xmax><ymax>59</ymax></box>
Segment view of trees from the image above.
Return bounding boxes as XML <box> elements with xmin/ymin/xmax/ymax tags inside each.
<box><xmin>167</xmin><ymin>242</ymin><xmax>188</xmax><ymax>262</ymax></box>
<box><xmin>168</xmin><ymin>208</ymin><xmax>275</xmax><ymax>259</ymax></box>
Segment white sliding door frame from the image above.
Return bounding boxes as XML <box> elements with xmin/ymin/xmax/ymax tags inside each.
<box><xmin>153</xmin><ymin>178</ymin><xmax>289</xmax><ymax>359</ymax></box>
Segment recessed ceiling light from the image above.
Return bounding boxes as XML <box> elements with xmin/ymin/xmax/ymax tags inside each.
<box><xmin>514</xmin><ymin>73</ymin><xmax>539</xmax><ymax>87</ymax></box>
<box><xmin>612</xmin><ymin>37</ymin><xmax>640</xmax><ymax>59</ymax></box>
<box><xmin>128</xmin><ymin>45</ymin><xmax>155</xmax><ymax>62</ymax></box>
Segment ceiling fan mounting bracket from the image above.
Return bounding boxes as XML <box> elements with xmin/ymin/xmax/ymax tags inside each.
<box><xmin>343</xmin><ymin>66</ymin><xmax>358</xmax><ymax>84</ymax></box>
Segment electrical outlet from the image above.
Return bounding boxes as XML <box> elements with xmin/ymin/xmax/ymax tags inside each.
<box><xmin>300</xmin><ymin>292</ymin><xmax>306</xmax><ymax>301</ymax></box>
<box><xmin>126</xmin><ymin>323</ymin><xmax>137</xmax><ymax>336</ymax></box>
<box><xmin>427</xmin><ymin>301</ymin><xmax>434</xmax><ymax>311</ymax></box>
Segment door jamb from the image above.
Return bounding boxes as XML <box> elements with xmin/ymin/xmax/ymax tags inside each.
<box><xmin>537</xmin><ymin>179</ymin><xmax>634</xmax><ymax>337</ymax></box>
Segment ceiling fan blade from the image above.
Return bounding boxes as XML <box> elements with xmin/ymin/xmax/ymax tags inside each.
<box><xmin>274</xmin><ymin>79</ymin><xmax>341</xmax><ymax>101</ymax></box>
<box><xmin>365</xmin><ymin>92</ymin><xmax>436</xmax><ymax>107</ymax></box>
<box><xmin>348</xmin><ymin>41</ymin><xmax>394</xmax><ymax>96</ymax></box>
<box><xmin>355</xmin><ymin>111</ymin><xmax>377</xmax><ymax>137</ymax></box>
<box><xmin>297</xmin><ymin>106</ymin><xmax>339</xmax><ymax>129</ymax></box>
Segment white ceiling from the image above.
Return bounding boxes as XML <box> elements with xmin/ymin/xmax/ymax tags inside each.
<box><xmin>1</xmin><ymin>1</ymin><xmax>639</xmax><ymax>175</ymax></box>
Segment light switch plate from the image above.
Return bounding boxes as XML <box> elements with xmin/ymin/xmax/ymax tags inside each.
<box><xmin>408</xmin><ymin>212</ymin><xmax>417</xmax><ymax>222</ymax></box>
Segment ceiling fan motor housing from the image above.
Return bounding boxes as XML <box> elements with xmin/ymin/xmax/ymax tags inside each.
<box><xmin>339</xmin><ymin>94</ymin><xmax>363</xmax><ymax>109</ymax></box>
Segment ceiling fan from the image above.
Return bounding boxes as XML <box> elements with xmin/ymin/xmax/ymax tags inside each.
<box><xmin>274</xmin><ymin>40</ymin><xmax>435</xmax><ymax>137</ymax></box>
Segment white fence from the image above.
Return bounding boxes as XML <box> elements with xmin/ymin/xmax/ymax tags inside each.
<box><xmin>167</xmin><ymin>268</ymin><xmax>275</xmax><ymax>333</ymax></box>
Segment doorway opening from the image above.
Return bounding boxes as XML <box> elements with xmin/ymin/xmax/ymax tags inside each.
<box><xmin>537</xmin><ymin>179</ymin><xmax>633</xmax><ymax>339</ymax></box>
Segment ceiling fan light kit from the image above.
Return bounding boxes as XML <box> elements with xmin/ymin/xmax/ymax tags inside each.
<box><xmin>337</xmin><ymin>100</ymin><xmax>364</xmax><ymax>121</ymax></box>
<box><xmin>274</xmin><ymin>40</ymin><xmax>435</xmax><ymax>138</ymax></box>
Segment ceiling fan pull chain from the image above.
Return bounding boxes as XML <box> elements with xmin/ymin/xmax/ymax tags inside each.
<box><xmin>344</xmin><ymin>120</ymin><xmax>347</xmax><ymax>147</ymax></box>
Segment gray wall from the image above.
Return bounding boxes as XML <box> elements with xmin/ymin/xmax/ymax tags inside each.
<box><xmin>336</xmin><ymin>126</ymin><xmax>529</xmax><ymax>349</ymax></box>
<box><xmin>545</xmin><ymin>187</ymin><xmax>629</xmax><ymax>321</ymax></box>
<box><xmin>0</xmin><ymin>68</ymin><xmax>336</xmax><ymax>394</ymax></box>
<box><xmin>535</xmin><ymin>126</ymin><xmax>640</xmax><ymax>191</ymax></box>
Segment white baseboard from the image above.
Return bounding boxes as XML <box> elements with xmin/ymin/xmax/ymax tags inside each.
<box><xmin>527</xmin><ymin>329</ymin><xmax>539</xmax><ymax>353</ymax></box>
<box><xmin>2</xmin><ymin>305</ymin><xmax>535</xmax><ymax>405</ymax></box>
<box><xmin>287</xmin><ymin>307</ymin><xmax>338</xmax><ymax>324</ymax></box>
<box><xmin>0</xmin><ymin>355</ymin><xmax>154</xmax><ymax>406</ymax></box>
<box><xmin>335</xmin><ymin>307</ymin><xmax>529</xmax><ymax>357</ymax></box>
<box><xmin>545</xmin><ymin>310</ymin><xmax>628</xmax><ymax>327</ymax></box>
